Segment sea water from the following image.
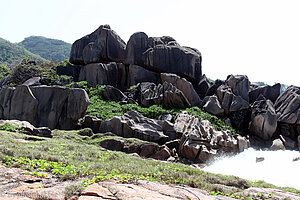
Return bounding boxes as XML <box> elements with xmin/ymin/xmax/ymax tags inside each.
<box><xmin>202</xmin><ymin>148</ymin><xmax>300</xmax><ymax>189</ymax></box>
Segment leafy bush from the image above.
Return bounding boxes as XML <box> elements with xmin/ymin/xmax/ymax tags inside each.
<box><xmin>0</xmin><ymin>63</ymin><xmax>9</xmax><ymax>79</ymax></box>
<box><xmin>6</xmin><ymin>58</ymin><xmax>72</xmax><ymax>86</ymax></box>
<box><xmin>0</xmin><ymin>122</ymin><xmax>20</xmax><ymax>132</ymax></box>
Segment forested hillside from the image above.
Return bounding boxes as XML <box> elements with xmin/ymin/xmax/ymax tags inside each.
<box><xmin>0</xmin><ymin>37</ymin><xmax>44</xmax><ymax>64</ymax></box>
<box><xmin>18</xmin><ymin>36</ymin><xmax>71</xmax><ymax>61</ymax></box>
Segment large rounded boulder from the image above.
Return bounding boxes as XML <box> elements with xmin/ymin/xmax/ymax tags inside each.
<box><xmin>249</xmin><ymin>95</ymin><xmax>277</xmax><ymax>140</ymax></box>
<box><xmin>70</xmin><ymin>25</ymin><xmax>126</xmax><ymax>65</ymax></box>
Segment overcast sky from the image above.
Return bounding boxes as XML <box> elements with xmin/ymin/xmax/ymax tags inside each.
<box><xmin>1</xmin><ymin>0</ymin><xmax>300</xmax><ymax>86</ymax></box>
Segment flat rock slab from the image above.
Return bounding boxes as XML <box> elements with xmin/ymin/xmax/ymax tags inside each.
<box><xmin>0</xmin><ymin>197</ymin><xmax>32</xmax><ymax>200</ymax></box>
<box><xmin>245</xmin><ymin>187</ymin><xmax>300</xmax><ymax>200</ymax></box>
<box><xmin>79</xmin><ymin>181</ymin><xmax>234</xmax><ymax>200</ymax></box>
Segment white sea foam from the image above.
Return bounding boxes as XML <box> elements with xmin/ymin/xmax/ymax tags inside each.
<box><xmin>202</xmin><ymin>148</ymin><xmax>300</xmax><ymax>189</ymax></box>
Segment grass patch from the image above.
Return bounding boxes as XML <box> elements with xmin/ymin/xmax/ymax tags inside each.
<box><xmin>0</xmin><ymin>129</ymin><xmax>299</xmax><ymax>196</ymax></box>
<box><xmin>0</xmin><ymin>122</ymin><xmax>20</xmax><ymax>132</ymax></box>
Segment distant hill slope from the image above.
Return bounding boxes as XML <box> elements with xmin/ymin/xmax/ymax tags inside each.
<box><xmin>18</xmin><ymin>36</ymin><xmax>71</xmax><ymax>61</ymax></box>
<box><xmin>0</xmin><ymin>37</ymin><xmax>44</xmax><ymax>64</ymax></box>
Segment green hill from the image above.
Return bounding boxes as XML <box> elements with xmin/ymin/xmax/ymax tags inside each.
<box><xmin>18</xmin><ymin>36</ymin><xmax>71</xmax><ymax>61</ymax></box>
<box><xmin>0</xmin><ymin>37</ymin><xmax>44</xmax><ymax>64</ymax></box>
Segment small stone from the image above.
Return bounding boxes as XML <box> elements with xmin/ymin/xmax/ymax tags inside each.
<box><xmin>270</xmin><ymin>139</ymin><xmax>285</xmax><ymax>151</ymax></box>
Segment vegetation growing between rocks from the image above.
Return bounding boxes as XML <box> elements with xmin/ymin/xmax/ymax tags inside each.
<box><xmin>6</xmin><ymin>58</ymin><xmax>72</xmax><ymax>86</ymax></box>
<box><xmin>69</xmin><ymin>81</ymin><xmax>239</xmax><ymax>134</ymax></box>
<box><xmin>0</xmin><ymin>129</ymin><xmax>298</xmax><ymax>197</ymax></box>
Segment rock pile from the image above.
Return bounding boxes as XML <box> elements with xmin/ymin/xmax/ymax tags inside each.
<box><xmin>1</xmin><ymin>24</ymin><xmax>300</xmax><ymax>165</ymax></box>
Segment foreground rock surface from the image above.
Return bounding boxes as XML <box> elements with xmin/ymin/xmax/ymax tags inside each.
<box><xmin>1</xmin><ymin>162</ymin><xmax>300</xmax><ymax>200</ymax></box>
<box><xmin>0</xmin><ymin>85</ymin><xmax>89</xmax><ymax>129</ymax></box>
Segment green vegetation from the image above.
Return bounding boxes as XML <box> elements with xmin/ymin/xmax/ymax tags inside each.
<box><xmin>0</xmin><ymin>129</ymin><xmax>298</xmax><ymax>198</ymax></box>
<box><xmin>18</xmin><ymin>36</ymin><xmax>71</xmax><ymax>61</ymax></box>
<box><xmin>70</xmin><ymin>82</ymin><xmax>238</xmax><ymax>134</ymax></box>
<box><xmin>0</xmin><ymin>37</ymin><xmax>45</xmax><ymax>64</ymax></box>
<box><xmin>0</xmin><ymin>63</ymin><xmax>9</xmax><ymax>79</ymax></box>
<box><xmin>0</xmin><ymin>122</ymin><xmax>20</xmax><ymax>132</ymax></box>
<box><xmin>6</xmin><ymin>58</ymin><xmax>72</xmax><ymax>86</ymax></box>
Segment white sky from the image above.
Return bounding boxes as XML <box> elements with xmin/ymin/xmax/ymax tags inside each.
<box><xmin>1</xmin><ymin>0</ymin><xmax>300</xmax><ymax>86</ymax></box>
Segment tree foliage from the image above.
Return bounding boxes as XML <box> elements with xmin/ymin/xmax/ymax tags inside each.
<box><xmin>6</xmin><ymin>58</ymin><xmax>72</xmax><ymax>86</ymax></box>
<box><xmin>0</xmin><ymin>37</ymin><xmax>44</xmax><ymax>64</ymax></box>
<box><xmin>18</xmin><ymin>36</ymin><xmax>71</xmax><ymax>61</ymax></box>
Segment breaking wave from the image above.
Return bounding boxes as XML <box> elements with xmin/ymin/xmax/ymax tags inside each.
<box><xmin>202</xmin><ymin>148</ymin><xmax>300</xmax><ymax>189</ymax></box>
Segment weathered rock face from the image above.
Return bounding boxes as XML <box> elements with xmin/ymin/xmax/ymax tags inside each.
<box><xmin>249</xmin><ymin>95</ymin><xmax>277</xmax><ymax>141</ymax></box>
<box><xmin>126</xmin><ymin>64</ymin><xmax>161</xmax><ymax>87</ymax></box>
<box><xmin>79</xmin><ymin>62</ymin><xmax>123</xmax><ymax>87</ymax></box>
<box><xmin>132</xmin><ymin>82</ymin><xmax>191</xmax><ymax>109</ymax></box>
<box><xmin>125</xmin><ymin>32</ymin><xmax>202</xmax><ymax>83</ymax></box>
<box><xmin>275</xmin><ymin>85</ymin><xmax>300</xmax><ymax>125</ymax></box>
<box><xmin>70</xmin><ymin>25</ymin><xmax>126</xmax><ymax>65</ymax></box>
<box><xmin>205</xmin><ymin>79</ymin><xmax>224</xmax><ymax>97</ymax></box>
<box><xmin>217</xmin><ymin>85</ymin><xmax>249</xmax><ymax>114</ymax></box>
<box><xmin>0</xmin><ymin>85</ymin><xmax>89</xmax><ymax>129</ymax></box>
<box><xmin>202</xmin><ymin>95</ymin><xmax>224</xmax><ymax>117</ymax></box>
<box><xmin>101</xmin><ymin>85</ymin><xmax>127</xmax><ymax>102</ymax></box>
<box><xmin>249</xmin><ymin>83</ymin><xmax>281</xmax><ymax>104</ymax></box>
<box><xmin>195</xmin><ymin>74</ymin><xmax>212</xmax><ymax>100</ymax></box>
<box><xmin>226</xmin><ymin>75</ymin><xmax>250</xmax><ymax>102</ymax></box>
<box><xmin>161</xmin><ymin>73</ymin><xmax>201</xmax><ymax>106</ymax></box>
<box><xmin>175</xmin><ymin>112</ymin><xmax>249</xmax><ymax>162</ymax></box>
<box><xmin>99</xmin><ymin>111</ymin><xmax>170</xmax><ymax>143</ymax></box>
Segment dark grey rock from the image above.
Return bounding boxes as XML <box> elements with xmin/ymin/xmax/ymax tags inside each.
<box><xmin>217</xmin><ymin>85</ymin><xmax>249</xmax><ymax>114</ymax></box>
<box><xmin>126</xmin><ymin>64</ymin><xmax>161</xmax><ymax>87</ymax></box>
<box><xmin>56</xmin><ymin>63</ymin><xmax>82</xmax><ymax>82</ymax></box>
<box><xmin>99</xmin><ymin>110</ymin><xmax>169</xmax><ymax>143</ymax></box>
<box><xmin>0</xmin><ymin>85</ymin><xmax>89</xmax><ymax>129</ymax></box>
<box><xmin>195</xmin><ymin>74</ymin><xmax>212</xmax><ymax>99</ymax></box>
<box><xmin>125</xmin><ymin>32</ymin><xmax>202</xmax><ymax>83</ymax></box>
<box><xmin>226</xmin><ymin>75</ymin><xmax>250</xmax><ymax>102</ymax></box>
<box><xmin>249</xmin><ymin>83</ymin><xmax>281</xmax><ymax>104</ymax></box>
<box><xmin>78</xmin><ymin>128</ymin><xmax>94</xmax><ymax>137</ymax></box>
<box><xmin>133</xmin><ymin>82</ymin><xmax>191</xmax><ymax>109</ymax></box>
<box><xmin>205</xmin><ymin>79</ymin><xmax>224</xmax><ymax>97</ymax></box>
<box><xmin>82</xmin><ymin>115</ymin><xmax>102</xmax><ymax>133</ymax></box>
<box><xmin>202</xmin><ymin>95</ymin><xmax>224</xmax><ymax>116</ymax></box>
<box><xmin>70</xmin><ymin>25</ymin><xmax>126</xmax><ymax>65</ymax></box>
<box><xmin>161</xmin><ymin>73</ymin><xmax>201</xmax><ymax>106</ymax></box>
<box><xmin>275</xmin><ymin>85</ymin><xmax>300</xmax><ymax>124</ymax></box>
<box><xmin>100</xmin><ymin>138</ymin><xmax>124</xmax><ymax>151</ymax></box>
<box><xmin>102</xmin><ymin>85</ymin><xmax>126</xmax><ymax>102</ymax></box>
<box><xmin>78</xmin><ymin>62</ymin><xmax>121</xmax><ymax>87</ymax></box>
<box><xmin>33</xmin><ymin>127</ymin><xmax>52</xmax><ymax>138</ymax></box>
<box><xmin>249</xmin><ymin>95</ymin><xmax>277</xmax><ymax>140</ymax></box>
<box><xmin>175</xmin><ymin>112</ymin><xmax>249</xmax><ymax>163</ymax></box>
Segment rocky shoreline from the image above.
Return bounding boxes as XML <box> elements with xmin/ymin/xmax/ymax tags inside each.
<box><xmin>1</xmin><ymin>24</ymin><xmax>300</xmax><ymax>199</ymax></box>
